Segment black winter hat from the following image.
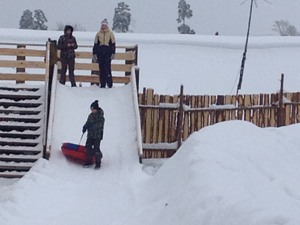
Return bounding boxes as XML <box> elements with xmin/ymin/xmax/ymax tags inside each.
<box><xmin>64</xmin><ymin>25</ymin><xmax>74</xmax><ymax>33</ymax></box>
<box><xmin>90</xmin><ymin>100</ymin><xmax>99</xmax><ymax>110</ymax></box>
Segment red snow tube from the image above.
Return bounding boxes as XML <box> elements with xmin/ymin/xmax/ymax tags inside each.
<box><xmin>61</xmin><ymin>142</ymin><xmax>95</xmax><ymax>164</ymax></box>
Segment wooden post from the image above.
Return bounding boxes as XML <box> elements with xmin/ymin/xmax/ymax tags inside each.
<box><xmin>134</xmin><ymin>67</ymin><xmax>140</xmax><ymax>93</ymax></box>
<box><xmin>277</xmin><ymin>73</ymin><xmax>285</xmax><ymax>127</ymax></box>
<box><xmin>176</xmin><ymin>85</ymin><xmax>184</xmax><ymax>149</ymax></box>
<box><xmin>48</xmin><ymin>39</ymin><xmax>58</xmax><ymax>89</ymax></box>
<box><xmin>16</xmin><ymin>44</ymin><xmax>26</xmax><ymax>84</ymax></box>
<box><xmin>216</xmin><ymin>95</ymin><xmax>224</xmax><ymax>122</ymax></box>
<box><xmin>134</xmin><ymin>45</ymin><xmax>138</xmax><ymax>66</ymax></box>
<box><xmin>125</xmin><ymin>45</ymin><xmax>138</xmax><ymax>76</ymax></box>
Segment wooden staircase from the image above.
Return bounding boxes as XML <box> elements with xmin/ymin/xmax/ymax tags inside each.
<box><xmin>0</xmin><ymin>85</ymin><xmax>46</xmax><ymax>178</ymax></box>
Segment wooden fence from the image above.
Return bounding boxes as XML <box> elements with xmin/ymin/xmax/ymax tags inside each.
<box><xmin>139</xmin><ymin>83</ymin><xmax>300</xmax><ymax>159</ymax></box>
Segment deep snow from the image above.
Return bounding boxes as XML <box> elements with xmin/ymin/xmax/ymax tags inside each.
<box><xmin>0</xmin><ymin>29</ymin><xmax>300</xmax><ymax>225</ymax></box>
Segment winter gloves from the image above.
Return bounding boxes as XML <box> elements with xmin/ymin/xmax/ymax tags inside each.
<box><xmin>82</xmin><ymin>127</ymin><xmax>86</xmax><ymax>134</ymax></box>
<box><xmin>92</xmin><ymin>54</ymin><xmax>98</xmax><ymax>63</ymax></box>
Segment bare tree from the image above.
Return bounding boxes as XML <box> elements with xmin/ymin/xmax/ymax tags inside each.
<box><xmin>273</xmin><ymin>20</ymin><xmax>299</xmax><ymax>36</ymax></box>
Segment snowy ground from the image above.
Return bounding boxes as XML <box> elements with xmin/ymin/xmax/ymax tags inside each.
<box><xmin>1</xmin><ymin>29</ymin><xmax>300</xmax><ymax>225</ymax></box>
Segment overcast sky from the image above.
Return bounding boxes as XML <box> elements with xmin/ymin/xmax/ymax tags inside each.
<box><xmin>0</xmin><ymin>0</ymin><xmax>299</xmax><ymax>36</ymax></box>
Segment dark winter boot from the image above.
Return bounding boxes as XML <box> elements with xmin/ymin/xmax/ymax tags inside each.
<box><xmin>107</xmin><ymin>74</ymin><xmax>113</xmax><ymax>88</ymax></box>
<box><xmin>95</xmin><ymin>163</ymin><xmax>101</xmax><ymax>170</ymax></box>
<box><xmin>83</xmin><ymin>156</ymin><xmax>93</xmax><ymax>168</ymax></box>
<box><xmin>95</xmin><ymin>153</ymin><xmax>101</xmax><ymax>170</ymax></box>
<box><xmin>83</xmin><ymin>163</ymin><xmax>92</xmax><ymax>168</ymax></box>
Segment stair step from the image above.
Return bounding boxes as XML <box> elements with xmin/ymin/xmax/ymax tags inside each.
<box><xmin>0</xmin><ymin>125</ymin><xmax>40</xmax><ymax>132</ymax></box>
<box><xmin>0</xmin><ymin>171</ymin><xmax>26</xmax><ymax>178</ymax></box>
<box><xmin>0</xmin><ymin>102</ymin><xmax>42</xmax><ymax>108</ymax></box>
<box><xmin>0</xmin><ymin>163</ymin><xmax>32</xmax><ymax>172</ymax></box>
<box><xmin>0</xmin><ymin>109</ymin><xmax>41</xmax><ymax>115</ymax></box>
<box><xmin>0</xmin><ymin>148</ymin><xmax>41</xmax><ymax>155</ymax></box>
<box><xmin>0</xmin><ymin>154</ymin><xmax>40</xmax><ymax>163</ymax></box>
<box><xmin>0</xmin><ymin>141</ymin><xmax>39</xmax><ymax>147</ymax></box>
<box><xmin>0</xmin><ymin>87</ymin><xmax>40</xmax><ymax>92</ymax></box>
<box><xmin>0</xmin><ymin>132</ymin><xmax>40</xmax><ymax>139</ymax></box>
<box><xmin>0</xmin><ymin>94</ymin><xmax>41</xmax><ymax>101</ymax></box>
<box><xmin>0</xmin><ymin>117</ymin><xmax>41</xmax><ymax>123</ymax></box>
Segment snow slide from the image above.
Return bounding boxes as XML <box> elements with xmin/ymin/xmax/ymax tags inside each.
<box><xmin>0</xmin><ymin>83</ymin><xmax>146</xmax><ymax>225</ymax></box>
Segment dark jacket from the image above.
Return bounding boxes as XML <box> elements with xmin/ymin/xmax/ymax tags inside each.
<box><xmin>93</xmin><ymin>29</ymin><xmax>116</xmax><ymax>56</ymax></box>
<box><xmin>57</xmin><ymin>26</ymin><xmax>78</xmax><ymax>59</ymax></box>
<box><xmin>83</xmin><ymin>108</ymin><xmax>105</xmax><ymax>140</ymax></box>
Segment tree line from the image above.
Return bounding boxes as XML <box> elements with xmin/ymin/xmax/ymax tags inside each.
<box><xmin>18</xmin><ymin>0</ymin><xmax>300</xmax><ymax>36</ymax></box>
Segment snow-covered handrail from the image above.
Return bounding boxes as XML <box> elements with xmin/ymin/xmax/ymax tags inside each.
<box><xmin>45</xmin><ymin>64</ymin><xmax>58</xmax><ymax>158</ymax></box>
<box><xmin>130</xmin><ymin>66</ymin><xmax>143</xmax><ymax>163</ymax></box>
<box><xmin>42</xmin><ymin>41</ymin><xmax>51</xmax><ymax>153</ymax></box>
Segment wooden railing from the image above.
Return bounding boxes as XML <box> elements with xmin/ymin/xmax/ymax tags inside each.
<box><xmin>0</xmin><ymin>43</ymin><xmax>47</xmax><ymax>82</ymax></box>
<box><xmin>55</xmin><ymin>44</ymin><xmax>138</xmax><ymax>85</ymax></box>
<box><xmin>0</xmin><ymin>42</ymin><xmax>139</xmax><ymax>85</ymax></box>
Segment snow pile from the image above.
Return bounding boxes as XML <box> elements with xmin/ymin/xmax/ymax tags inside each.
<box><xmin>126</xmin><ymin>121</ymin><xmax>300</xmax><ymax>225</ymax></box>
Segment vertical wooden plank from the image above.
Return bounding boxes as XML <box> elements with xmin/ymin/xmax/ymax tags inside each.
<box><xmin>252</xmin><ymin>108</ymin><xmax>258</xmax><ymax>125</ymax></box>
<box><xmin>237</xmin><ymin>94</ymin><xmax>244</xmax><ymax>120</ymax></box>
<box><xmin>145</xmin><ymin>89</ymin><xmax>154</xmax><ymax>143</ymax></box>
<box><xmin>152</xmin><ymin>94</ymin><xmax>159</xmax><ymax>143</ymax></box>
<box><xmin>231</xmin><ymin>106</ymin><xmax>236</xmax><ymax>120</ymax></box>
<box><xmin>197</xmin><ymin>96</ymin><xmax>203</xmax><ymax>130</ymax></box>
<box><xmin>244</xmin><ymin>95</ymin><xmax>251</xmax><ymax>107</ymax></box>
<box><xmin>252</xmin><ymin>94</ymin><xmax>259</xmax><ymax>125</ymax></box>
<box><xmin>224</xmin><ymin>95</ymin><xmax>233</xmax><ymax>121</ymax></box>
<box><xmin>243</xmin><ymin>95</ymin><xmax>251</xmax><ymax>122</ymax></box>
<box><xmin>164</xmin><ymin>95</ymin><xmax>170</xmax><ymax>143</ymax></box>
<box><xmin>170</xmin><ymin>95</ymin><xmax>178</xmax><ymax>142</ymax></box>
<box><xmin>264</xmin><ymin>94</ymin><xmax>270</xmax><ymax>106</ymax></box>
<box><xmin>225</xmin><ymin>95</ymin><xmax>233</xmax><ymax>105</ymax></box>
<box><xmin>197</xmin><ymin>96</ymin><xmax>202</xmax><ymax>128</ymax></box>
<box><xmin>253</xmin><ymin>94</ymin><xmax>259</xmax><ymax>106</ymax></box>
<box><xmin>260</xmin><ymin>108</ymin><xmax>264</xmax><ymax>127</ymax></box>
<box><xmin>190</xmin><ymin>96</ymin><xmax>196</xmax><ymax>133</ymax></box>
<box><xmin>216</xmin><ymin>95</ymin><xmax>224</xmax><ymax>122</ymax></box>
<box><xmin>158</xmin><ymin>108</ymin><xmax>164</xmax><ymax>143</ymax></box>
<box><xmin>270</xmin><ymin>107</ymin><xmax>276</xmax><ymax>126</ymax></box>
<box><xmin>140</xmin><ymin>88</ymin><xmax>146</xmax><ymax>143</ymax></box>
<box><xmin>183</xmin><ymin>111</ymin><xmax>189</xmax><ymax>141</ymax></box>
<box><xmin>290</xmin><ymin>103</ymin><xmax>296</xmax><ymax>124</ymax></box>
<box><xmin>203</xmin><ymin>95</ymin><xmax>210</xmax><ymax>128</ymax></box>
<box><xmin>225</xmin><ymin>109</ymin><xmax>231</xmax><ymax>121</ymax></box>
<box><xmin>297</xmin><ymin>105</ymin><xmax>300</xmax><ymax>123</ymax></box>
<box><xmin>285</xmin><ymin>105</ymin><xmax>291</xmax><ymax>125</ymax></box>
<box><xmin>265</xmin><ymin>108</ymin><xmax>270</xmax><ymax>127</ymax></box>
<box><xmin>211</xmin><ymin>95</ymin><xmax>217</xmax><ymax>106</ymax></box>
